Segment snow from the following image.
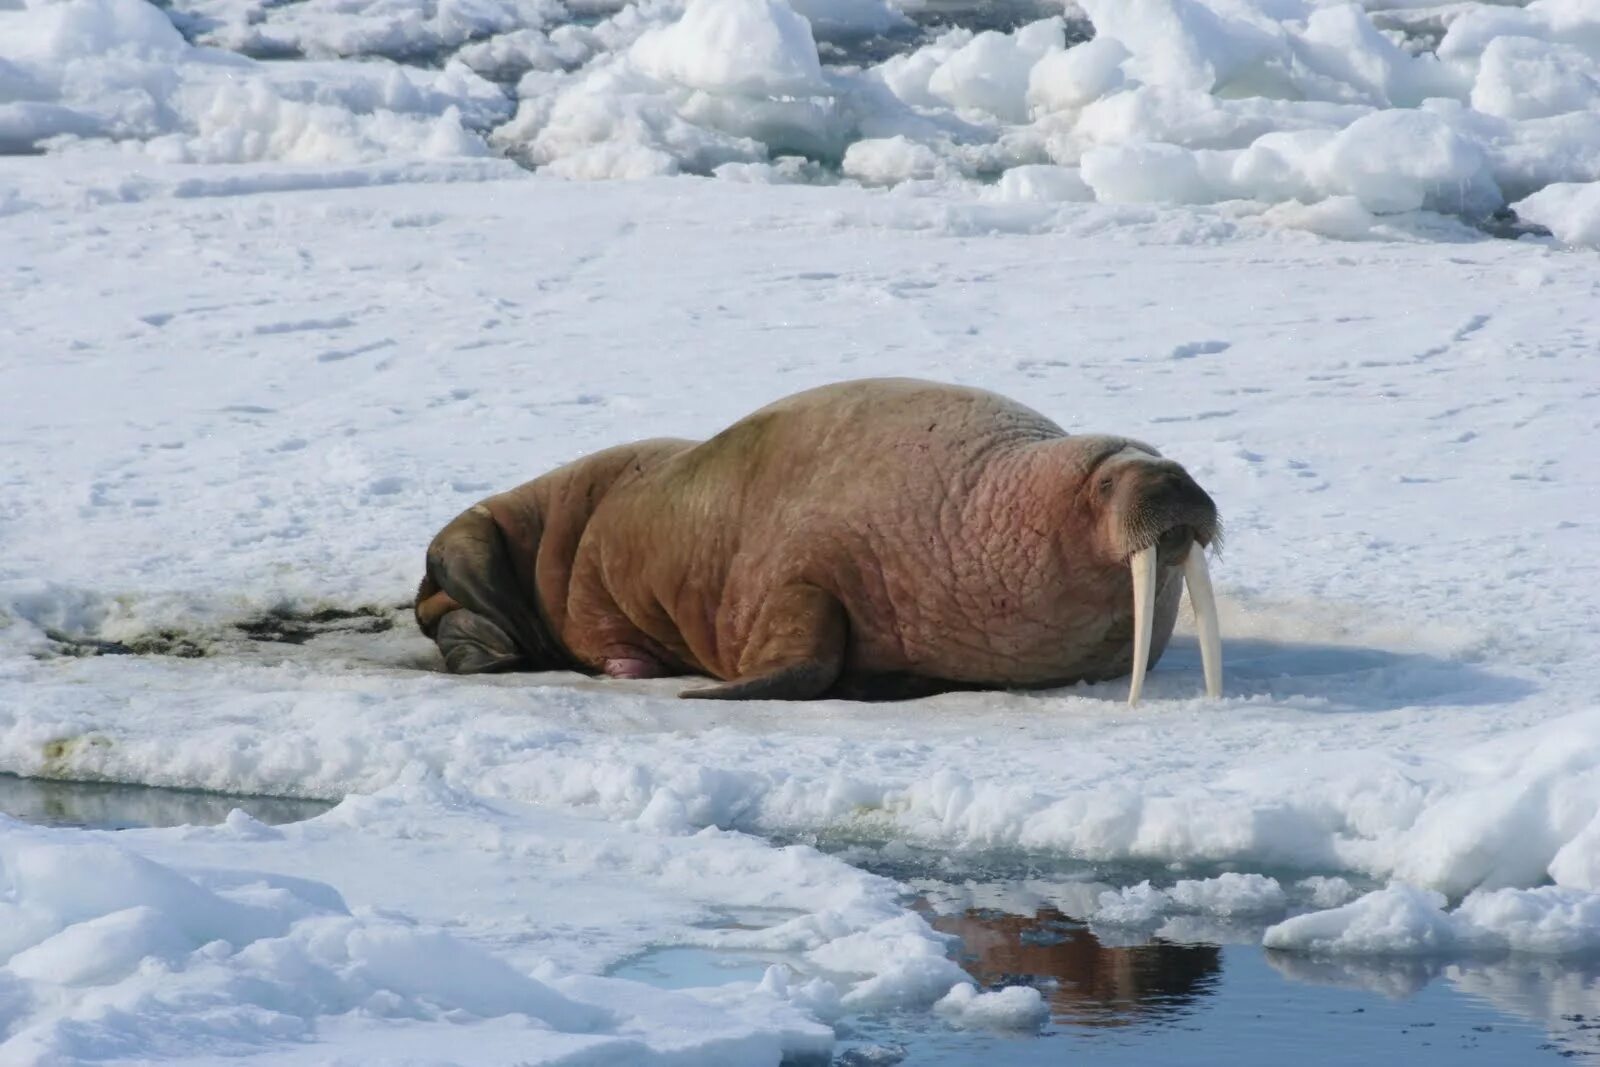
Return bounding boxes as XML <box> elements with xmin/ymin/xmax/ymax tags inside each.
<box><xmin>3</xmin><ymin>0</ymin><xmax>1600</xmax><ymax>1060</ymax></box>
<box><xmin>983</xmin><ymin>162</ymin><xmax>1094</xmax><ymax>203</ymax></box>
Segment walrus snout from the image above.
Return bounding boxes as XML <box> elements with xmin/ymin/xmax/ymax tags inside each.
<box><xmin>1125</xmin><ymin>464</ymin><xmax>1220</xmax><ymax>560</ymax></box>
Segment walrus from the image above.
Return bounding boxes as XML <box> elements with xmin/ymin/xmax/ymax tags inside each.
<box><xmin>414</xmin><ymin>378</ymin><xmax>1222</xmax><ymax>704</ymax></box>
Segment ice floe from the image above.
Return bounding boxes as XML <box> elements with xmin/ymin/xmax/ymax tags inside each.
<box><xmin>8</xmin><ymin>0</ymin><xmax>1600</xmax><ymax>238</ymax></box>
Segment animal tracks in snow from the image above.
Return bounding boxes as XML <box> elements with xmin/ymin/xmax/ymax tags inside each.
<box><xmin>1168</xmin><ymin>339</ymin><xmax>1232</xmax><ymax>360</ymax></box>
<box><xmin>315</xmin><ymin>337</ymin><xmax>395</xmax><ymax>363</ymax></box>
<box><xmin>252</xmin><ymin>316</ymin><xmax>355</xmax><ymax>335</ymax></box>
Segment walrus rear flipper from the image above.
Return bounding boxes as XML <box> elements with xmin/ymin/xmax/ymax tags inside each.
<box><xmin>680</xmin><ymin>584</ymin><xmax>845</xmax><ymax>700</ymax></box>
<box><xmin>435</xmin><ymin>610</ymin><xmax>525</xmax><ymax>674</ymax></box>
<box><xmin>424</xmin><ymin>503</ymin><xmax>564</xmax><ymax>673</ymax></box>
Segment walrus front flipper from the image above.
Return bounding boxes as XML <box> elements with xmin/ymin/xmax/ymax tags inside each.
<box><xmin>435</xmin><ymin>610</ymin><xmax>526</xmax><ymax>674</ymax></box>
<box><xmin>425</xmin><ymin>503</ymin><xmax>563</xmax><ymax>672</ymax></box>
<box><xmin>680</xmin><ymin>584</ymin><xmax>845</xmax><ymax>701</ymax></box>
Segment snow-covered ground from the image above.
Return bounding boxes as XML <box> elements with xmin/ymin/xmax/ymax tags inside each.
<box><xmin>4</xmin><ymin>0</ymin><xmax>1600</xmax><ymax>1061</ymax></box>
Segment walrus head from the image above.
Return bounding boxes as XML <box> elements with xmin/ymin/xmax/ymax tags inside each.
<box><xmin>1088</xmin><ymin>442</ymin><xmax>1223</xmax><ymax>706</ymax></box>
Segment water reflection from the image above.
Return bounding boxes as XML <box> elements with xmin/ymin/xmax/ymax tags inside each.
<box><xmin>921</xmin><ymin>893</ymin><xmax>1600</xmax><ymax>1061</ymax></box>
<box><xmin>1266</xmin><ymin>949</ymin><xmax>1443</xmax><ymax>1000</ymax></box>
<box><xmin>0</xmin><ymin>772</ymin><xmax>333</xmax><ymax>830</ymax></box>
<box><xmin>929</xmin><ymin>905</ymin><xmax>1221</xmax><ymax>1026</ymax></box>
<box><xmin>1271</xmin><ymin>949</ymin><xmax>1600</xmax><ymax>1062</ymax></box>
<box><xmin>1450</xmin><ymin>958</ymin><xmax>1600</xmax><ymax>1062</ymax></box>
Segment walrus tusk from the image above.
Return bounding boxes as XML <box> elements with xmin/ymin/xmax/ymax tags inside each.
<box><xmin>1127</xmin><ymin>545</ymin><xmax>1157</xmax><ymax>706</ymax></box>
<box><xmin>1183</xmin><ymin>548</ymin><xmax>1223</xmax><ymax>699</ymax></box>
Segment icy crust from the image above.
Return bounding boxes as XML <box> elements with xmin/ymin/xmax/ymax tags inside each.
<box><xmin>0</xmin><ymin>0</ymin><xmax>509</xmax><ymax>162</ymax></box>
<box><xmin>0</xmin><ymin>772</ymin><xmax>996</xmax><ymax>1064</ymax></box>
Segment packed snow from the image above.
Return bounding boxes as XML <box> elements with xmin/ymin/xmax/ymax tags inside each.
<box><xmin>4</xmin><ymin>0</ymin><xmax>1600</xmax><ymax>1061</ymax></box>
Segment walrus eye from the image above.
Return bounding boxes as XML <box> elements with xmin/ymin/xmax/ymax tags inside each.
<box><xmin>1097</xmin><ymin>476</ymin><xmax>1114</xmax><ymax>495</ymax></box>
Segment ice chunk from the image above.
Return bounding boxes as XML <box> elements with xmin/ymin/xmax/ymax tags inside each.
<box><xmin>843</xmin><ymin>135</ymin><xmax>956</xmax><ymax>185</ymax></box>
<box><xmin>1439</xmin><ymin>0</ymin><xmax>1600</xmax><ymax>64</ymax></box>
<box><xmin>630</xmin><ymin>0</ymin><xmax>829</xmax><ymax>98</ymax></box>
<box><xmin>1077</xmin><ymin>0</ymin><xmax>1287</xmax><ymax>94</ymax></box>
<box><xmin>1081</xmin><ymin>142</ymin><xmax>1219</xmax><ymax>204</ymax></box>
<box><xmin>926</xmin><ymin>19</ymin><xmax>1065</xmax><ymax>124</ymax></box>
<box><xmin>1512</xmin><ymin>181</ymin><xmax>1600</xmax><ymax>247</ymax></box>
<box><xmin>1167</xmin><ymin>872</ymin><xmax>1287</xmax><ymax>917</ymax></box>
<box><xmin>178</xmin><ymin>0</ymin><xmax>567</xmax><ymax>64</ymax></box>
<box><xmin>1291</xmin><ymin>3</ymin><xmax>1462</xmax><ymax>108</ymax></box>
<box><xmin>934</xmin><ymin>982</ymin><xmax>1049</xmax><ymax>1030</ymax></box>
<box><xmin>1297</xmin><ymin>876</ymin><xmax>1361</xmax><ymax>910</ymax></box>
<box><xmin>1314</xmin><ymin>108</ymin><xmax>1496</xmax><ymax>215</ymax></box>
<box><xmin>1263</xmin><ymin>885</ymin><xmax>1461</xmax><ymax>955</ymax></box>
<box><xmin>1268</xmin><ymin>884</ymin><xmax>1600</xmax><ymax>958</ymax></box>
<box><xmin>871</xmin><ymin>27</ymin><xmax>974</xmax><ymax>110</ymax></box>
<box><xmin>1457</xmin><ymin>886</ymin><xmax>1600</xmax><ymax>957</ymax></box>
<box><xmin>1095</xmin><ymin>874</ymin><xmax>1289</xmax><ymax>925</ymax></box>
<box><xmin>1093</xmin><ymin>880</ymin><xmax>1172</xmax><ymax>924</ymax></box>
<box><xmin>984</xmin><ymin>163</ymin><xmax>1093</xmax><ymax>202</ymax></box>
<box><xmin>788</xmin><ymin>0</ymin><xmax>909</xmax><ymax>37</ymax></box>
<box><xmin>1471</xmin><ymin>36</ymin><xmax>1600</xmax><ymax>121</ymax></box>
<box><xmin>1027</xmin><ymin>37</ymin><xmax>1128</xmax><ymax>116</ymax></box>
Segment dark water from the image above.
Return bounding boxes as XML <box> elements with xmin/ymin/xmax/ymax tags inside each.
<box><xmin>842</xmin><ymin>907</ymin><xmax>1595</xmax><ymax>1065</ymax></box>
<box><xmin>614</xmin><ymin>896</ymin><xmax>1600</xmax><ymax>1066</ymax></box>
<box><xmin>5</xmin><ymin>775</ymin><xmax>1597</xmax><ymax>1065</ymax></box>
<box><xmin>0</xmin><ymin>772</ymin><xmax>332</xmax><ymax>830</ymax></box>
<box><xmin>817</xmin><ymin>0</ymin><xmax>1089</xmax><ymax>68</ymax></box>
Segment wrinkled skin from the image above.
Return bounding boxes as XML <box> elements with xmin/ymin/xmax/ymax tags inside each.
<box><xmin>416</xmin><ymin>379</ymin><xmax>1220</xmax><ymax>700</ymax></box>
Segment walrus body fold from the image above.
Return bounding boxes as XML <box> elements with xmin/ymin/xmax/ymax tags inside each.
<box><xmin>416</xmin><ymin>378</ymin><xmax>1223</xmax><ymax>703</ymax></box>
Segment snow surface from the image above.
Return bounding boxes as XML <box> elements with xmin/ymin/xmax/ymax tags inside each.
<box><xmin>3</xmin><ymin>0</ymin><xmax>1600</xmax><ymax>1061</ymax></box>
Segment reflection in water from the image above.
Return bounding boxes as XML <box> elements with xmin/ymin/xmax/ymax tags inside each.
<box><xmin>1266</xmin><ymin>948</ymin><xmax>1443</xmax><ymax>1000</ymax></box>
<box><xmin>0</xmin><ymin>772</ymin><xmax>333</xmax><ymax>830</ymax></box>
<box><xmin>1450</xmin><ymin>958</ymin><xmax>1600</xmax><ymax>1062</ymax></box>
<box><xmin>929</xmin><ymin>905</ymin><xmax>1221</xmax><ymax>1027</ymax></box>
<box><xmin>1269</xmin><ymin>947</ymin><xmax>1600</xmax><ymax>1062</ymax></box>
